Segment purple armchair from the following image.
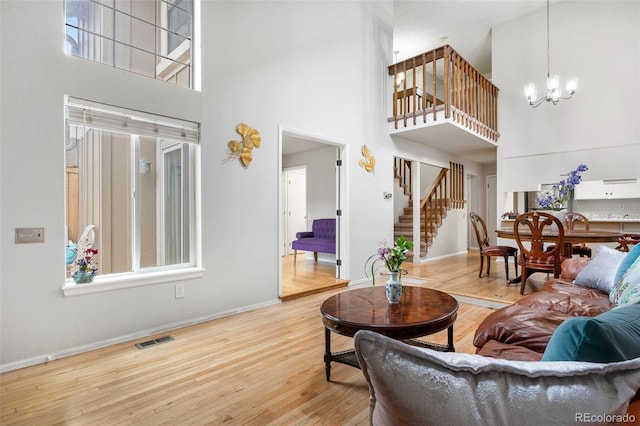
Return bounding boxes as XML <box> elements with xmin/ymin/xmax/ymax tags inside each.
<box><xmin>291</xmin><ymin>218</ymin><xmax>336</xmax><ymax>262</ymax></box>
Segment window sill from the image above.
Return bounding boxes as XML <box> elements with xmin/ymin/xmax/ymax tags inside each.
<box><xmin>62</xmin><ymin>267</ymin><xmax>205</xmax><ymax>297</ymax></box>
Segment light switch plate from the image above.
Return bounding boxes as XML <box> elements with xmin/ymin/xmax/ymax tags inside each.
<box><xmin>15</xmin><ymin>228</ymin><xmax>45</xmax><ymax>243</ymax></box>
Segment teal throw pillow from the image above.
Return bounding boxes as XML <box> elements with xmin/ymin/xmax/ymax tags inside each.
<box><xmin>614</xmin><ymin>243</ymin><xmax>640</xmax><ymax>286</ymax></box>
<box><xmin>610</xmin><ymin>255</ymin><xmax>640</xmax><ymax>305</ymax></box>
<box><xmin>542</xmin><ymin>302</ymin><xmax>640</xmax><ymax>362</ymax></box>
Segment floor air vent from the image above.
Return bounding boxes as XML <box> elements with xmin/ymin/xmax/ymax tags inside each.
<box><xmin>135</xmin><ymin>335</ymin><xmax>175</xmax><ymax>349</ymax></box>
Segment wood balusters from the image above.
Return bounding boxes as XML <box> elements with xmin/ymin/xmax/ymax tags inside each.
<box><xmin>389</xmin><ymin>45</ymin><xmax>499</xmax><ymax>142</ymax></box>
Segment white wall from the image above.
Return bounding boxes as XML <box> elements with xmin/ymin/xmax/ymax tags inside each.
<box><xmin>1</xmin><ymin>0</ymin><xmax>202</xmax><ymax>369</ymax></box>
<box><xmin>0</xmin><ymin>0</ymin><xmax>398</xmax><ymax>370</ymax></box>
<box><xmin>0</xmin><ymin>0</ymin><xmax>476</xmax><ymax>370</ymax></box>
<box><xmin>494</xmin><ymin>1</ymin><xmax>640</xmax><ymax>200</ymax></box>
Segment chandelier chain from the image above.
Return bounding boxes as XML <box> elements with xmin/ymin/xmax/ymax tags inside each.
<box><xmin>546</xmin><ymin>0</ymin><xmax>550</xmax><ymax>79</ymax></box>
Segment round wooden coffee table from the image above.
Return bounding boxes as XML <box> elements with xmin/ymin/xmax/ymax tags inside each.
<box><xmin>320</xmin><ymin>285</ymin><xmax>458</xmax><ymax>381</ymax></box>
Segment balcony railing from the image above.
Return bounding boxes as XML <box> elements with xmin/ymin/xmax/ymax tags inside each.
<box><xmin>389</xmin><ymin>45</ymin><xmax>499</xmax><ymax>142</ymax></box>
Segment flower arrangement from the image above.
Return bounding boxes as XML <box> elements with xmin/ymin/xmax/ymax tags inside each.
<box><xmin>72</xmin><ymin>240</ymin><xmax>98</xmax><ymax>280</ymax></box>
<box><xmin>365</xmin><ymin>236</ymin><xmax>414</xmax><ymax>286</ymax></box>
<box><xmin>535</xmin><ymin>164</ymin><xmax>588</xmax><ymax>210</ymax></box>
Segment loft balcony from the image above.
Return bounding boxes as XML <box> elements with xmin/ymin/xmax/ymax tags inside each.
<box><xmin>389</xmin><ymin>45</ymin><xmax>499</xmax><ymax>158</ymax></box>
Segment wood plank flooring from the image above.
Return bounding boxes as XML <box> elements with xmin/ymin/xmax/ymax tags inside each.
<box><xmin>1</xmin><ymin>252</ymin><xmax>543</xmax><ymax>425</ymax></box>
<box><xmin>280</xmin><ymin>253</ymin><xmax>348</xmax><ymax>301</ymax></box>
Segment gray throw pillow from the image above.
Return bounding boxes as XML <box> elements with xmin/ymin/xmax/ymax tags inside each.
<box><xmin>354</xmin><ymin>330</ymin><xmax>640</xmax><ymax>426</ymax></box>
<box><xmin>574</xmin><ymin>246</ymin><xmax>627</xmax><ymax>293</ymax></box>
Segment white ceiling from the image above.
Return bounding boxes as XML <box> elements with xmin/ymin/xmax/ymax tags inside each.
<box><xmin>283</xmin><ymin>1</ymin><xmax>552</xmax><ymax>164</ymax></box>
<box><xmin>394</xmin><ymin>0</ymin><xmax>549</xmax><ymax>75</ymax></box>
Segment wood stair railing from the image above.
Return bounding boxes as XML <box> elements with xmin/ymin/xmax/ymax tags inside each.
<box><xmin>388</xmin><ymin>45</ymin><xmax>499</xmax><ymax>142</ymax></box>
<box><xmin>393</xmin><ymin>157</ymin><xmax>412</xmax><ymax>200</ymax></box>
<box><xmin>394</xmin><ymin>161</ymin><xmax>465</xmax><ymax>258</ymax></box>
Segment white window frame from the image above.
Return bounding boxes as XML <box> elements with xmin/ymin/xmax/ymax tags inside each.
<box><xmin>64</xmin><ymin>0</ymin><xmax>196</xmax><ymax>89</ymax></box>
<box><xmin>156</xmin><ymin>0</ymin><xmax>193</xmax><ymax>82</ymax></box>
<box><xmin>62</xmin><ymin>97</ymin><xmax>202</xmax><ymax>297</ymax></box>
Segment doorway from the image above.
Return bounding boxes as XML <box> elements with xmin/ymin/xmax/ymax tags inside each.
<box><xmin>279</xmin><ymin>128</ymin><xmax>348</xmax><ymax>300</ymax></box>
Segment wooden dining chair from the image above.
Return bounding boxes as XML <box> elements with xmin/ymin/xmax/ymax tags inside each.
<box><xmin>470</xmin><ymin>212</ymin><xmax>518</xmax><ymax>283</ymax></box>
<box><xmin>513</xmin><ymin>212</ymin><xmax>565</xmax><ymax>295</ymax></box>
<box><xmin>616</xmin><ymin>233</ymin><xmax>640</xmax><ymax>252</ymax></box>
<box><xmin>545</xmin><ymin>212</ymin><xmax>592</xmax><ymax>258</ymax></box>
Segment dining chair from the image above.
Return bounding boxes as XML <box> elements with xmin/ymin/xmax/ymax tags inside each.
<box><xmin>545</xmin><ymin>212</ymin><xmax>592</xmax><ymax>258</ymax></box>
<box><xmin>470</xmin><ymin>212</ymin><xmax>518</xmax><ymax>283</ymax></box>
<box><xmin>616</xmin><ymin>233</ymin><xmax>640</xmax><ymax>252</ymax></box>
<box><xmin>513</xmin><ymin>212</ymin><xmax>565</xmax><ymax>295</ymax></box>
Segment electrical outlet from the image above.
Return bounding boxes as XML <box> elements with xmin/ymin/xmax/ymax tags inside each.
<box><xmin>15</xmin><ymin>228</ymin><xmax>45</xmax><ymax>243</ymax></box>
<box><xmin>175</xmin><ymin>284</ymin><xmax>184</xmax><ymax>299</ymax></box>
<box><xmin>620</xmin><ymin>203</ymin><xmax>625</xmax><ymax>210</ymax></box>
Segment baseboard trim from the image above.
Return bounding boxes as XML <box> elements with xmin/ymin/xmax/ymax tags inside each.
<box><xmin>0</xmin><ymin>298</ymin><xmax>281</xmax><ymax>373</ymax></box>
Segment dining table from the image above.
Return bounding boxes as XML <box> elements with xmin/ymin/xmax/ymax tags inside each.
<box><xmin>495</xmin><ymin>228</ymin><xmax>623</xmax><ymax>284</ymax></box>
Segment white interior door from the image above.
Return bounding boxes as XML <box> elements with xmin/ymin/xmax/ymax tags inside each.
<box><xmin>284</xmin><ymin>167</ymin><xmax>307</xmax><ymax>255</ymax></box>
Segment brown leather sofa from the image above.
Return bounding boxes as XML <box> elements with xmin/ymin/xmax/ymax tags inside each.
<box><xmin>473</xmin><ymin>257</ymin><xmax>607</xmax><ymax>361</ymax></box>
<box><xmin>473</xmin><ymin>257</ymin><xmax>640</xmax><ymax>416</ymax></box>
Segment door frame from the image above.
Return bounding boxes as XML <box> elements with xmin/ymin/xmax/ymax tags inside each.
<box><xmin>486</xmin><ymin>174</ymin><xmax>497</xmax><ymax>246</ymax></box>
<box><xmin>277</xmin><ymin>126</ymin><xmax>347</xmax><ymax>296</ymax></box>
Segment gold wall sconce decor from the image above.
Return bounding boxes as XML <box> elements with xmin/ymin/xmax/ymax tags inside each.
<box><xmin>359</xmin><ymin>144</ymin><xmax>375</xmax><ymax>174</ymax></box>
<box><xmin>225</xmin><ymin>123</ymin><xmax>262</xmax><ymax>168</ymax></box>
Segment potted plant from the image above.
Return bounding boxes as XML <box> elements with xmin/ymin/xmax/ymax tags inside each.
<box><xmin>365</xmin><ymin>236</ymin><xmax>414</xmax><ymax>303</ymax></box>
<box><xmin>71</xmin><ymin>242</ymin><xmax>98</xmax><ymax>284</ymax></box>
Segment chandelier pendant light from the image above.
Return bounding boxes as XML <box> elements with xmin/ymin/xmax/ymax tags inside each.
<box><xmin>524</xmin><ymin>0</ymin><xmax>578</xmax><ymax>107</ymax></box>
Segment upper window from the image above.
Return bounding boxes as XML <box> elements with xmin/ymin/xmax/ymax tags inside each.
<box><xmin>64</xmin><ymin>0</ymin><xmax>195</xmax><ymax>89</ymax></box>
<box><xmin>64</xmin><ymin>97</ymin><xmax>200</xmax><ymax>283</ymax></box>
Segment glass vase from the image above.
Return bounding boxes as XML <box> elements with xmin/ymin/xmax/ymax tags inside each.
<box><xmin>72</xmin><ymin>270</ymin><xmax>94</xmax><ymax>284</ymax></box>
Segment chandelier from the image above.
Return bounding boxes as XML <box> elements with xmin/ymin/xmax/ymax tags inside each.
<box><xmin>524</xmin><ymin>0</ymin><xmax>578</xmax><ymax>107</ymax></box>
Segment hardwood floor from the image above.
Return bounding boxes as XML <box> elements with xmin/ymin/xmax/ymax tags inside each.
<box><xmin>403</xmin><ymin>250</ymin><xmax>547</xmax><ymax>305</ymax></box>
<box><xmin>1</xmin><ymin>252</ymin><xmax>542</xmax><ymax>425</ymax></box>
<box><xmin>280</xmin><ymin>253</ymin><xmax>348</xmax><ymax>301</ymax></box>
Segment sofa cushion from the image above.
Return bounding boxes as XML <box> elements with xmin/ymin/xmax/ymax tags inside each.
<box><xmin>516</xmin><ymin>287</ymin><xmax>611</xmax><ymax>317</ymax></box>
<box><xmin>574</xmin><ymin>245</ymin><xmax>627</xmax><ymax>293</ymax></box>
<box><xmin>355</xmin><ymin>330</ymin><xmax>640</xmax><ymax>426</ymax></box>
<box><xmin>611</xmin><ymin>256</ymin><xmax>640</xmax><ymax>305</ymax></box>
<box><xmin>614</xmin><ymin>243</ymin><xmax>640</xmax><ymax>286</ymax></box>
<box><xmin>542</xmin><ymin>302</ymin><xmax>640</xmax><ymax>363</ymax></box>
<box><xmin>473</xmin><ymin>304</ymin><xmax>571</xmax><ymax>353</ymax></box>
<box><xmin>475</xmin><ymin>339</ymin><xmax>542</xmax><ymax>361</ymax></box>
<box><xmin>559</xmin><ymin>257</ymin><xmax>591</xmax><ymax>281</ymax></box>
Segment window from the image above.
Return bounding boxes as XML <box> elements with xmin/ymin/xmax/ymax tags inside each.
<box><xmin>64</xmin><ymin>0</ymin><xmax>195</xmax><ymax>89</ymax></box>
<box><xmin>65</xmin><ymin>97</ymin><xmax>200</xmax><ymax>286</ymax></box>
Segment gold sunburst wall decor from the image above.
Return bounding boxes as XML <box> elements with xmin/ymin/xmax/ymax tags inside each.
<box><xmin>225</xmin><ymin>123</ymin><xmax>262</xmax><ymax>168</ymax></box>
<box><xmin>359</xmin><ymin>144</ymin><xmax>375</xmax><ymax>174</ymax></box>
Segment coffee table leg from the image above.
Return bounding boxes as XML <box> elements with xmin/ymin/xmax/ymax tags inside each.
<box><xmin>324</xmin><ymin>328</ymin><xmax>332</xmax><ymax>381</ymax></box>
<box><xmin>447</xmin><ymin>325</ymin><xmax>455</xmax><ymax>352</ymax></box>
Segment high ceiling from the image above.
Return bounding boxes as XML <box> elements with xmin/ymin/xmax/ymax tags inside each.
<box><xmin>394</xmin><ymin>0</ymin><xmax>550</xmax><ymax>75</ymax></box>
<box><xmin>283</xmin><ymin>1</ymin><xmax>553</xmax><ymax>163</ymax></box>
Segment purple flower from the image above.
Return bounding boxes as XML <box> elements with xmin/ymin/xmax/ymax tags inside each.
<box><xmin>536</xmin><ymin>164</ymin><xmax>588</xmax><ymax>210</ymax></box>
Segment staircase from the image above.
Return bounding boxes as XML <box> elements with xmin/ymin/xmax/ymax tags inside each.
<box><xmin>393</xmin><ymin>159</ymin><xmax>465</xmax><ymax>259</ymax></box>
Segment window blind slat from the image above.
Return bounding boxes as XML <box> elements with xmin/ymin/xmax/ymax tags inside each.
<box><xmin>66</xmin><ymin>99</ymin><xmax>199</xmax><ymax>143</ymax></box>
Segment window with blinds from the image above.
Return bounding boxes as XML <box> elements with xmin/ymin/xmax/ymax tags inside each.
<box><xmin>64</xmin><ymin>0</ymin><xmax>195</xmax><ymax>89</ymax></box>
<box><xmin>64</xmin><ymin>97</ymin><xmax>200</xmax><ymax>281</ymax></box>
